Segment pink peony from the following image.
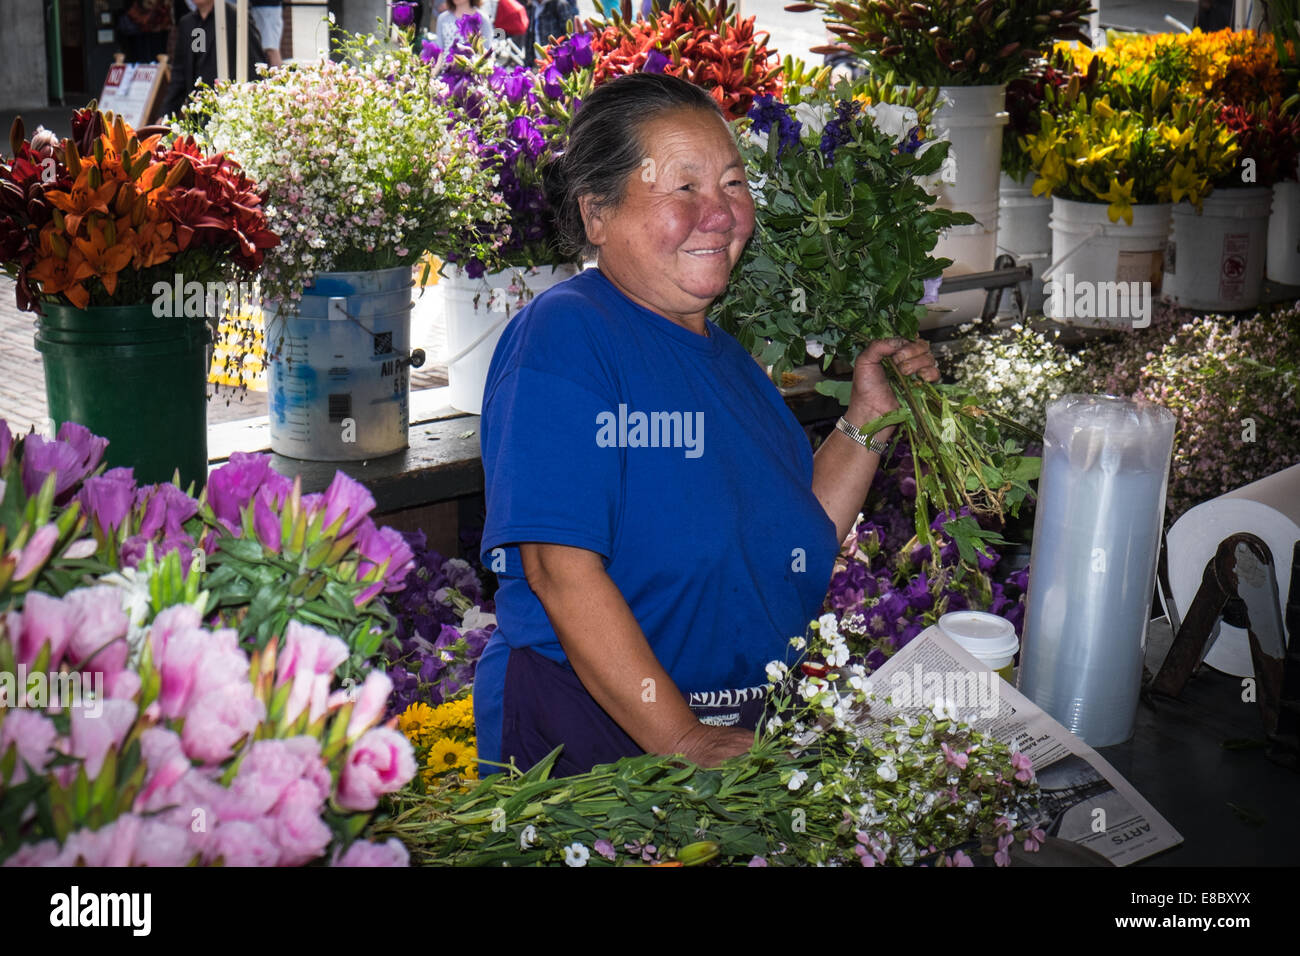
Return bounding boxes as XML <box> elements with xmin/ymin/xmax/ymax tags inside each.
<box><xmin>336</xmin><ymin>727</ymin><xmax>416</xmax><ymax>811</ymax></box>
<box><xmin>333</xmin><ymin>838</ymin><xmax>410</xmax><ymax>867</ymax></box>
<box><xmin>0</xmin><ymin>709</ymin><xmax>58</xmax><ymax>784</ymax></box>
<box><xmin>67</xmin><ymin>698</ymin><xmax>136</xmax><ymax>780</ymax></box>
<box><xmin>260</xmin><ymin>778</ymin><xmax>332</xmax><ymax>866</ymax></box>
<box><xmin>54</xmin><ymin>814</ymin><xmax>196</xmax><ymax>867</ymax></box>
<box><xmin>12</xmin><ymin>523</ymin><xmax>58</xmax><ymax>581</ymax></box>
<box><xmin>226</xmin><ymin>737</ymin><xmax>333</xmax><ymax>819</ymax></box>
<box><xmin>344</xmin><ymin>670</ymin><xmax>393</xmax><ymax>741</ymax></box>
<box><xmin>207</xmin><ymin>820</ymin><xmax>281</xmax><ymax>866</ymax></box>
<box><xmin>181</xmin><ymin>686</ymin><xmax>266</xmax><ymax>765</ymax></box>
<box><xmin>10</xmin><ymin>589</ymin><xmax>77</xmax><ymax>669</ymax></box>
<box><xmin>62</xmin><ymin>585</ymin><xmax>129</xmax><ymax>676</ymax></box>
<box><xmin>276</xmin><ymin>620</ymin><xmax>349</xmax><ymax>726</ymax></box>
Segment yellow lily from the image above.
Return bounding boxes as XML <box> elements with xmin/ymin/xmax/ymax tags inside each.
<box><xmin>1094</xmin><ymin>176</ymin><xmax>1137</xmax><ymax>225</ymax></box>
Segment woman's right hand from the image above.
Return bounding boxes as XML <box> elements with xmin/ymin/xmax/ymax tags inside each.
<box><xmin>669</xmin><ymin>722</ymin><xmax>755</xmax><ymax>768</ymax></box>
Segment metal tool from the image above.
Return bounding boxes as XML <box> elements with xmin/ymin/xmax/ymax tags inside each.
<box><xmin>1151</xmin><ymin>533</ymin><xmax>1299</xmax><ymax>769</ymax></box>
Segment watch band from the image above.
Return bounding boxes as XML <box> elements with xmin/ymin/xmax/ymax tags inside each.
<box><xmin>835</xmin><ymin>416</ymin><xmax>890</xmax><ymax>456</ymax></box>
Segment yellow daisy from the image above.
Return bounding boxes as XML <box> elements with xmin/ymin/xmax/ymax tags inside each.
<box><xmin>428</xmin><ymin>737</ymin><xmax>473</xmax><ymax>774</ymax></box>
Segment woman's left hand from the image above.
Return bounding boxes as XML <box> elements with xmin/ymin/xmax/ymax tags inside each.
<box><xmin>845</xmin><ymin>337</ymin><xmax>941</xmax><ymax>435</ymax></box>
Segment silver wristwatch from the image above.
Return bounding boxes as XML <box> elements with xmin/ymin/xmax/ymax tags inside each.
<box><xmin>835</xmin><ymin>416</ymin><xmax>890</xmax><ymax>456</ymax></box>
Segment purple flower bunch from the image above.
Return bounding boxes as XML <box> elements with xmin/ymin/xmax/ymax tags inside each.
<box><xmin>819</xmin><ymin>441</ymin><xmax>1028</xmax><ymax>673</ymax></box>
<box><xmin>1</xmin><ymin>593</ymin><xmax>414</xmax><ymax>867</ymax></box>
<box><xmin>818</xmin><ymin>99</ymin><xmax>863</xmax><ymax>159</ymax></box>
<box><xmin>420</xmin><ymin>36</ymin><xmax>574</xmax><ymax>275</ymax></box>
<box><xmin>384</xmin><ymin>529</ymin><xmax>496</xmax><ymax>715</ymax></box>
<box><xmin>747</xmin><ymin>95</ymin><xmax>803</xmax><ymax>155</ymax></box>
<box><xmin>392</xmin><ymin>1</ymin><xmax>417</xmax><ymax>28</ymax></box>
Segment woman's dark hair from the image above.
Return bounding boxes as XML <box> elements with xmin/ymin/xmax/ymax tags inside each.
<box><xmin>444</xmin><ymin>0</ymin><xmax>481</xmax><ymax>10</ymax></box>
<box><xmin>545</xmin><ymin>73</ymin><xmax>727</xmax><ymax>258</ymax></box>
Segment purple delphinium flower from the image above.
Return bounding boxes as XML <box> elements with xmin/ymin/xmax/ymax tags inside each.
<box><xmin>747</xmin><ymin>94</ymin><xmax>803</xmax><ymax>155</ymax></box>
<box><xmin>819</xmin><ymin>100</ymin><xmax>860</xmax><ymax>159</ymax></box>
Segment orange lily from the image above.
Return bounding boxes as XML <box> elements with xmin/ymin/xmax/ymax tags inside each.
<box><xmin>28</xmin><ymin>229</ymin><xmax>95</xmax><ymax>307</ymax></box>
<box><xmin>73</xmin><ymin>221</ymin><xmax>134</xmax><ymax>297</ymax></box>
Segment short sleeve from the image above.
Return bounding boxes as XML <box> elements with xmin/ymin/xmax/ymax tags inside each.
<box><xmin>480</xmin><ymin>362</ymin><xmax>623</xmax><ymax>561</ymax></box>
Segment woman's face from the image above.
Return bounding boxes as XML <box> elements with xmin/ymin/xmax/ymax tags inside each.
<box><xmin>582</xmin><ymin>108</ymin><xmax>755</xmax><ymax>330</ymax></box>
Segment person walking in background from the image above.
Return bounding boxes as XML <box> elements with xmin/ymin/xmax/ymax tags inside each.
<box><xmin>119</xmin><ymin>0</ymin><xmax>174</xmax><ymax>63</ymax></box>
<box><xmin>248</xmin><ymin>1</ymin><xmax>285</xmax><ymax>67</ymax></box>
<box><xmin>159</xmin><ymin>0</ymin><xmax>266</xmax><ymax>118</ymax></box>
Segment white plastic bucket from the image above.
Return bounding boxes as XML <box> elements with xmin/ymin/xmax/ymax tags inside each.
<box><xmin>924</xmin><ymin>85</ymin><xmax>1008</xmax><ymax>328</ymax></box>
<box><xmin>266</xmin><ymin>266</ymin><xmax>413</xmax><ymax>461</ymax></box>
<box><xmin>1267</xmin><ymin>179</ymin><xmax>1300</xmax><ymax>284</ymax></box>
<box><xmin>1163</xmin><ymin>187</ymin><xmax>1271</xmax><ymax>311</ymax></box>
<box><xmin>997</xmin><ymin>172</ymin><xmax>1052</xmax><ymax>313</ymax></box>
<box><xmin>441</xmin><ymin>263</ymin><xmax>580</xmax><ymax>414</ymax></box>
<box><xmin>1044</xmin><ymin>198</ymin><xmax>1171</xmax><ymax>329</ymax></box>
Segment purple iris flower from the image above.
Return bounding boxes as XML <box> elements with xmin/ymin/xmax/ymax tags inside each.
<box><xmin>569</xmin><ymin>32</ymin><xmax>593</xmax><ymax>68</ymax></box>
<box><xmin>541</xmin><ymin>64</ymin><xmax>563</xmax><ymax>98</ymax></box>
<box><xmin>508</xmin><ymin>115</ymin><xmax>545</xmax><ymax>161</ymax></box>
<box><xmin>392</xmin><ymin>1</ymin><xmax>417</xmax><ymax>27</ymax></box>
<box><xmin>456</xmin><ymin>11</ymin><xmax>484</xmax><ymax>41</ymax></box>
<box><xmin>553</xmin><ymin>45</ymin><xmax>574</xmax><ymax>76</ymax></box>
<box><xmin>642</xmin><ymin>50</ymin><xmax>670</xmax><ymax>74</ymax></box>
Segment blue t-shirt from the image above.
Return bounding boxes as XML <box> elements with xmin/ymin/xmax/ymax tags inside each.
<box><xmin>474</xmin><ymin>268</ymin><xmax>838</xmax><ymax>766</ymax></box>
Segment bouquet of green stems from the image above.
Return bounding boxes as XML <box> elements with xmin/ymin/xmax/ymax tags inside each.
<box><xmin>711</xmin><ymin>79</ymin><xmax>1039</xmax><ymax>566</ymax></box>
<box><xmin>373</xmin><ymin>636</ymin><xmax>1042</xmax><ymax>866</ymax></box>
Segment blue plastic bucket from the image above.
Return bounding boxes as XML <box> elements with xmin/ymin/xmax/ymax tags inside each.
<box><xmin>265</xmin><ymin>267</ymin><xmax>413</xmax><ymax>461</ymax></box>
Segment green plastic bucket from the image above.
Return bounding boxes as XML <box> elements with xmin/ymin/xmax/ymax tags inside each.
<box><xmin>34</xmin><ymin>303</ymin><xmax>211</xmax><ymax>490</ymax></box>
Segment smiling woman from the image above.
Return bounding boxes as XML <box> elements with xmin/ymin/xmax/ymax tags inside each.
<box><xmin>472</xmin><ymin>73</ymin><xmax>941</xmax><ymax>778</ymax></box>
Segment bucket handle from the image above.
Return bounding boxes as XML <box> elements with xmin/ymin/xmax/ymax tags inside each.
<box><xmin>437</xmin><ymin>313</ymin><xmax>512</xmax><ymax>367</ymax></box>
<box><xmin>1040</xmin><ymin>224</ymin><xmax>1104</xmax><ymax>282</ymax></box>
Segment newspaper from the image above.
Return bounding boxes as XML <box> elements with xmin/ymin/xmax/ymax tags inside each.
<box><xmin>855</xmin><ymin>628</ymin><xmax>1183</xmax><ymax>866</ymax></box>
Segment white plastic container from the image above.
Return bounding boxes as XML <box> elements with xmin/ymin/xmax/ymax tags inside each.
<box><xmin>1164</xmin><ymin>187</ymin><xmax>1271</xmax><ymax>311</ymax></box>
<box><xmin>441</xmin><ymin>263</ymin><xmax>580</xmax><ymax>414</ymax></box>
<box><xmin>1266</xmin><ymin>179</ymin><xmax>1300</xmax><ymax>285</ymax></box>
<box><xmin>265</xmin><ymin>266</ymin><xmax>413</xmax><ymax>461</ymax></box>
<box><xmin>938</xmin><ymin>611</ymin><xmax>1020</xmax><ymax>683</ymax></box>
<box><xmin>1045</xmin><ymin>198</ymin><xmax>1172</xmax><ymax>328</ymax></box>
<box><xmin>997</xmin><ymin>172</ymin><xmax>1052</xmax><ymax>314</ymax></box>
<box><xmin>924</xmin><ymin>85</ymin><xmax>1008</xmax><ymax>329</ymax></box>
<box><xmin>1017</xmin><ymin>394</ymin><xmax>1176</xmax><ymax>748</ymax></box>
